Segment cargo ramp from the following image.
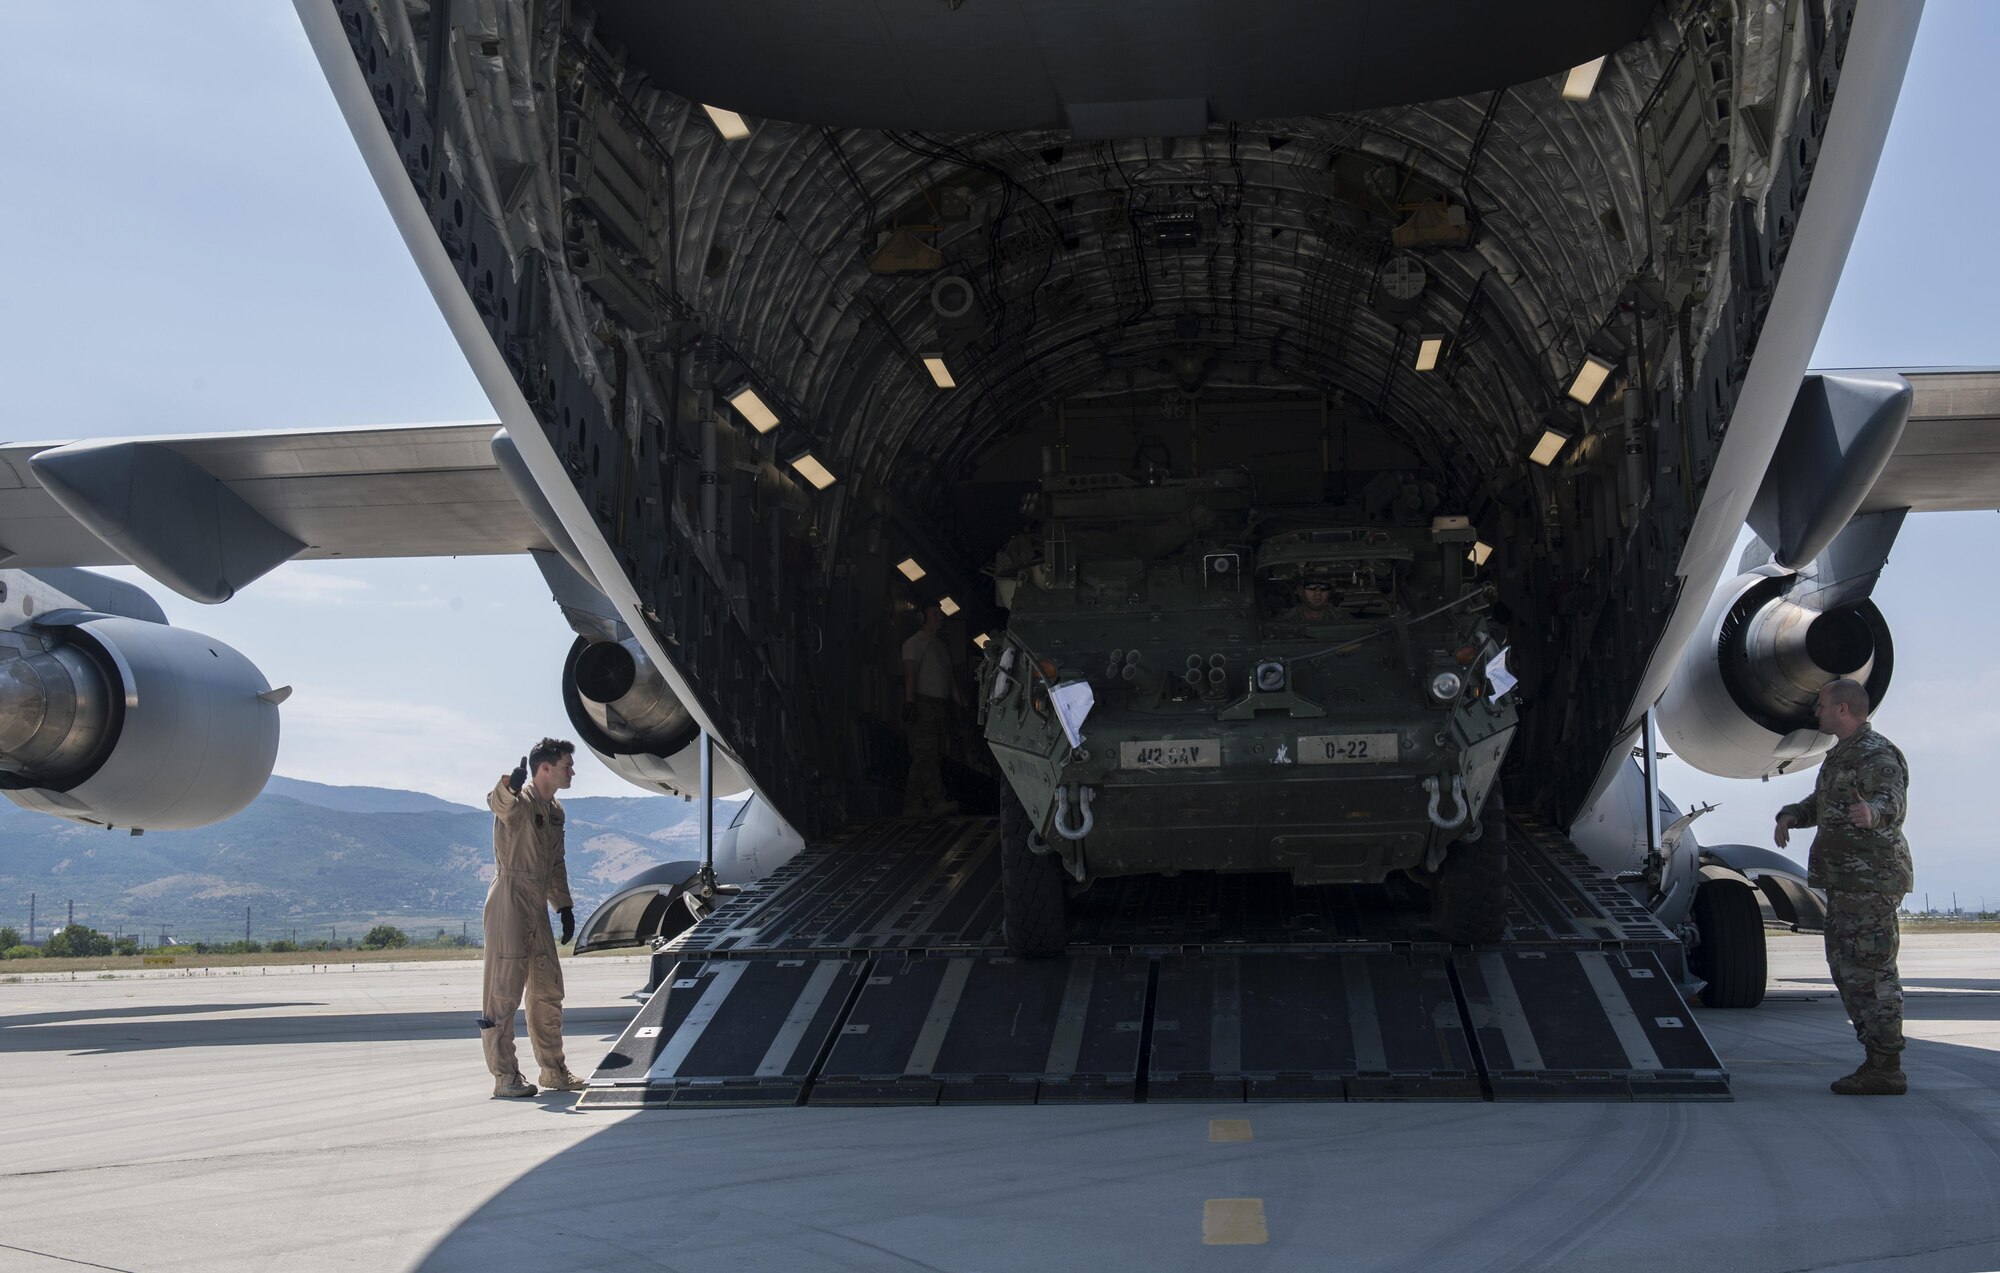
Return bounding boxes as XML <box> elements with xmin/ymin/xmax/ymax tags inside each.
<box><xmin>581</xmin><ymin>818</ymin><xmax>1728</xmax><ymax>1107</ymax></box>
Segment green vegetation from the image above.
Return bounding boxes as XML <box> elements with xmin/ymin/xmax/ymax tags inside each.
<box><xmin>362</xmin><ymin>925</ymin><xmax>410</xmax><ymax>949</ymax></box>
<box><xmin>45</xmin><ymin>924</ymin><xmax>115</xmax><ymax>958</ymax></box>
<box><xmin>0</xmin><ymin>926</ymin><xmax>17</xmax><ymax>948</ymax></box>
<box><xmin>3</xmin><ymin>945</ymin><xmax>37</xmax><ymax>960</ymax></box>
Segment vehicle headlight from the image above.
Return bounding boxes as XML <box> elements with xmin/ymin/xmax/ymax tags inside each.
<box><xmin>1429</xmin><ymin>670</ymin><xmax>1464</xmax><ymax>702</ymax></box>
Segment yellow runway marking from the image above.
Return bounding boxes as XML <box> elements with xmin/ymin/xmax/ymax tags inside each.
<box><xmin>1203</xmin><ymin>1198</ymin><xmax>1268</xmax><ymax>1245</ymax></box>
<box><xmin>1208</xmin><ymin>1119</ymin><xmax>1253</xmax><ymax>1142</ymax></box>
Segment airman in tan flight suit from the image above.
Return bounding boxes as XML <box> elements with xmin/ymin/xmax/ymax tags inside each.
<box><xmin>480</xmin><ymin>737</ymin><xmax>584</xmax><ymax>1097</ymax></box>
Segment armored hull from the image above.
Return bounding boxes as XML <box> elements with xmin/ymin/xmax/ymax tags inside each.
<box><xmin>979</xmin><ymin>474</ymin><xmax>1517</xmax><ymax>950</ymax></box>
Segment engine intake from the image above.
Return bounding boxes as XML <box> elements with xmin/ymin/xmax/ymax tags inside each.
<box><xmin>0</xmin><ymin>616</ymin><xmax>280</xmax><ymax>830</ymax></box>
<box><xmin>1659</xmin><ymin>572</ymin><xmax>1893</xmax><ymax>779</ymax></box>
<box><xmin>574</xmin><ymin>637</ymin><xmax>696</xmax><ymax>752</ymax></box>
<box><xmin>560</xmin><ymin>635</ymin><xmax>746</xmax><ymax>798</ymax></box>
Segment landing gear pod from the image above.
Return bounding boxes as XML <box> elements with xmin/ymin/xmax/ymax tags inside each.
<box><xmin>574</xmin><ymin>859</ymin><xmax>708</xmax><ymax>954</ymax></box>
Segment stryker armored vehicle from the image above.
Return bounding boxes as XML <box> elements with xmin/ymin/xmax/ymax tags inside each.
<box><xmin>979</xmin><ymin>470</ymin><xmax>1517</xmax><ymax>955</ymax></box>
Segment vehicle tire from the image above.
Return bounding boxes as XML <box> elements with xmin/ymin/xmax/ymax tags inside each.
<box><xmin>1691</xmin><ymin>880</ymin><xmax>1767</xmax><ymax>1008</ymax></box>
<box><xmin>999</xmin><ymin>787</ymin><xmax>1069</xmax><ymax>958</ymax></box>
<box><xmin>1429</xmin><ymin>798</ymin><xmax>1509</xmax><ymax>944</ymax></box>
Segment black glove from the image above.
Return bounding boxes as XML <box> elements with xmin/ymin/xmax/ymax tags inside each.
<box><xmin>558</xmin><ymin>907</ymin><xmax>575</xmax><ymax>946</ymax></box>
<box><xmin>508</xmin><ymin>756</ymin><xmax>527</xmax><ymax>792</ymax></box>
<box><xmin>901</xmin><ymin>701</ymin><xmax>917</xmax><ymax>724</ymax></box>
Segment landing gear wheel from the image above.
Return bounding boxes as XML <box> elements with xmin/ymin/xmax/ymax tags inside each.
<box><xmin>1429</xmin><ymin>796</ymin><xmax>1510</xmax><ymax>944</ymax></box>
<box><xmin>1691</xmin><ymin>880</ymin><xmax>1767</xmax><ymax>1008</ymax></box>
<box><xmin>999</xmin><ymin>788</ymin><xmax>1069</xmax><ymax>958</ymax></box>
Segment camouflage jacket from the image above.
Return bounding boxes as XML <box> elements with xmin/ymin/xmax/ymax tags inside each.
<box><xmin>1778</xmin><ymin>725</ymin><xmax>1911</xmax><ymax>895</ymax></box>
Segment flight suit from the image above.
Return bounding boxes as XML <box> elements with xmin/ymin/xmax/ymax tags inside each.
<box><xmin>1778</xmin><ymin>725</ymin><xmax>1911</xmax><ymax>1056</ymax></box>
<box><xmin>480</xmin><ymin>776</ymin><xmax>574</xmax><ymax>1080</ymax></box>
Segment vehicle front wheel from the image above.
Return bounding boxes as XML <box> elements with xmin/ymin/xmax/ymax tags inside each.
<box><xmin>999</xmin><ymin>788</ymin><xmax>1069</xmax><ymax>958</ymax></box>
<box><xmin>1690</xmin><ymin>879</ymin><xmax>1767</xmax><ymax>1008</ymax></box>
<box><xmin>1429</xmin><ymin>797</ymin><xmax>1510</xmax><ymax>944</ymax></box>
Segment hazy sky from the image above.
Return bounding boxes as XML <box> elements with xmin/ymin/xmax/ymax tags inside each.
<box><xmin>1</xmin><ymin>5</ymin><xmax>1996</xmax><ymax>903</ymax></box>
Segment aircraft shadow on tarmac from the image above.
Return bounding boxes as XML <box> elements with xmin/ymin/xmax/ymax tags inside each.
<box><xmin>409</xmin><ymin>995</ymin><xmax>2000</xmax><ymax>1273</ymax></box>
<box><xmin>0</xmin><ymin>1003</ymin><xmax>637</xmax><ymax>1055</ymax></box>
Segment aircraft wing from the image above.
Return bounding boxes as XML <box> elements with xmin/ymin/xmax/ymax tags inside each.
<box><xmin>0</xmin><ymin>421</ymin><xmax>547</xmax><ymax>601</ymax></box>
<box><xmin>1861</xmin><ymin>367</ymin><xmax>2000</xmax><ymax>513</ymax></box>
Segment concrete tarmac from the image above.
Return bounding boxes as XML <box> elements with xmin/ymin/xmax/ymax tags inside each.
<box><xmin>2</xmin><ymin>935</ymin><xmax>1997</xmax><ymax>1273</ymax></box>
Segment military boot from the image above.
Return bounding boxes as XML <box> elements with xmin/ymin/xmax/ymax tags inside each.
<box><xmin>538</xmin><ymin>1067</ymin><xmax>588</xmax><ymax>1092</ymax></box>
<box><xmin>493</xmin><ymin>1072</ymin><xmax>538</xmax><ymax>1098</ymax></box>
<box><xmin>1830</xmin><ymin>1049</ymin><xmax>1907</xmax><ymax>1096</ymax></box>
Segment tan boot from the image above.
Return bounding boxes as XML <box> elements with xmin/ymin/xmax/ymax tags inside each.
<box><xmin>493</xmin><ymin>1072</ymin><xmax>538</xmax><ymax>1098</ymax></box>
<box><xmin>1831</xmin><ymin>1049</ymin><xmax>1907</xmax><ymax>1096</ymax></box>
<box><xmin>538</xmin><ymin>1067</ymin><xmax>587</xmax><ymax>1092</ymax></box>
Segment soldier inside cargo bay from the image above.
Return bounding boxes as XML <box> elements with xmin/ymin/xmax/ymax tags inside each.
<box><xmin>901</xmin><ymin>603</ymin><xmax>961</xmax><ymax>817</ymax></box>
<box><xmin>1773</xmin><ymin>677</ymin><xmax>1912</xmax><ymax>1096</ymax></box>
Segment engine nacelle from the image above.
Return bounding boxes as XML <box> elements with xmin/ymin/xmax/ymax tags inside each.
<box><xmin>1658</xmin><ymin>570</ymin><xmax>1893</xmax><ymax>779</ymax></box>
<box><xmin>559</xmin><ymin>635</ymin><xmax>746</xmax><ymax>798</ymax></box>
<box><xmin>0</xmin><ymin>616</ymin><xmax>280</xmax><ymax>830</ymax></box>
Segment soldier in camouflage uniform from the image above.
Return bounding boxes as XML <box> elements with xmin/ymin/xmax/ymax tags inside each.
<box><xmin>1775</xmin><ymin>677</ymin><xmax>1912</xmax><ymax>1096</ymax></box>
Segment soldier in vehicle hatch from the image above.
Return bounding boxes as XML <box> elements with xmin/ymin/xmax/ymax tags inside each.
<box><xmin>1773</xmin><ymin>677</ymin><xmax>1912</xmax><ymax>1096</ymax></box>
<box><xmin>1274</xmin><ymin>576</ymin><xmax>1338</xmax><ymax>624</ymax></box>
<box><xmin>901</xmin><ymin>603</ymin><xmax>961</xmax><ymax>816</ymax></box>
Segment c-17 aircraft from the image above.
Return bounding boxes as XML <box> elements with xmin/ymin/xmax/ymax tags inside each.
<box><xmin>1</xmin><ymin>0</ymin><xmax>1995</xmax><ymax>1095</ymax></box>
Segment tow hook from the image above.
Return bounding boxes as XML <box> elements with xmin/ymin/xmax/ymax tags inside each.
<box><xmin>1053</xmin><ymin>784</ymin><xmax>1096</xmax><ymax>840</ymax></box>
<box><xmin>1424</xmin><ymin>774</ymin><xmax>1468</xmax><ymax>830</ymax></box>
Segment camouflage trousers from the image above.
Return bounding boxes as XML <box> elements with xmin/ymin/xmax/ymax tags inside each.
<box><xmin>1823</xmin><ymin>889</ymin><xmax>1904</xmax><ymax>1054</ymax></box>
<box><xmin>902</xmin><ymin>696</ymin><xmax>949</xmax><ymax>814</ymax></box>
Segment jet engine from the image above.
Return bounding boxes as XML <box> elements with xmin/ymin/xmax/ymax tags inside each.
<box><xmin>1657</xmin><ymin>570</ymin><xmax>1892</xmax><ymax>779</ymax></box>
<box><xmin>0</xmin><ymin>615</ymin><xmax>281</xmax><ymax>830</ymax></box>
<box><xmin>559</xmin><ymin>635</ymin><xmax>746</xmax><ymax>797</ymax></box>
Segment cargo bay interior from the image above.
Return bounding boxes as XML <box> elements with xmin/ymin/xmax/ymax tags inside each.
<box><xmin>329</xmin><ymin>0</ymin><xmax>1845</xmax><ymax>839</ymax></box>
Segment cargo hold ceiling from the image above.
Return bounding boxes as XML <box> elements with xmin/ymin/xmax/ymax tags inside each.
<box><xmin>576</xmin><ymin>0</ymin><xmax>1674</xmax><ymax>517</ymax></box>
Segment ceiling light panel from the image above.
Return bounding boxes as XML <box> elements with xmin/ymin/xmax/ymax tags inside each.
<box><xmin>727</xmin><ymin>385</ymin><xmax>780</xmax><ymax>433</ymax></box>
<box><xmin>789</xmin><ymin>453</ymin><xmax>837</xmax><ymax>489</ymax></box>
<box><xmin>1567</xmin><ymin>354</ymin><xmax>1614</xmax><ymax>404</ymax></box>
<box><xmin>702</xmin><ymin>105</ymin><xmax>751</xmax><ymax>140</ymax></box>
<box><xmin>1561</xmin><ymin>57</ymin><xmax>1607</xmax><ymax>102</ymax></box>
<box><xmin>1528</xmin><ymin>428</ymin><xmax>1569</xmax><ymax>466</ymax></box>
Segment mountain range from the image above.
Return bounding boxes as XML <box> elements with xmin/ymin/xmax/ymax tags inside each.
<box><xmin>0</xmin><ymin>777</ymin><xmax>720</xmax><ymax>943</ymax></box>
